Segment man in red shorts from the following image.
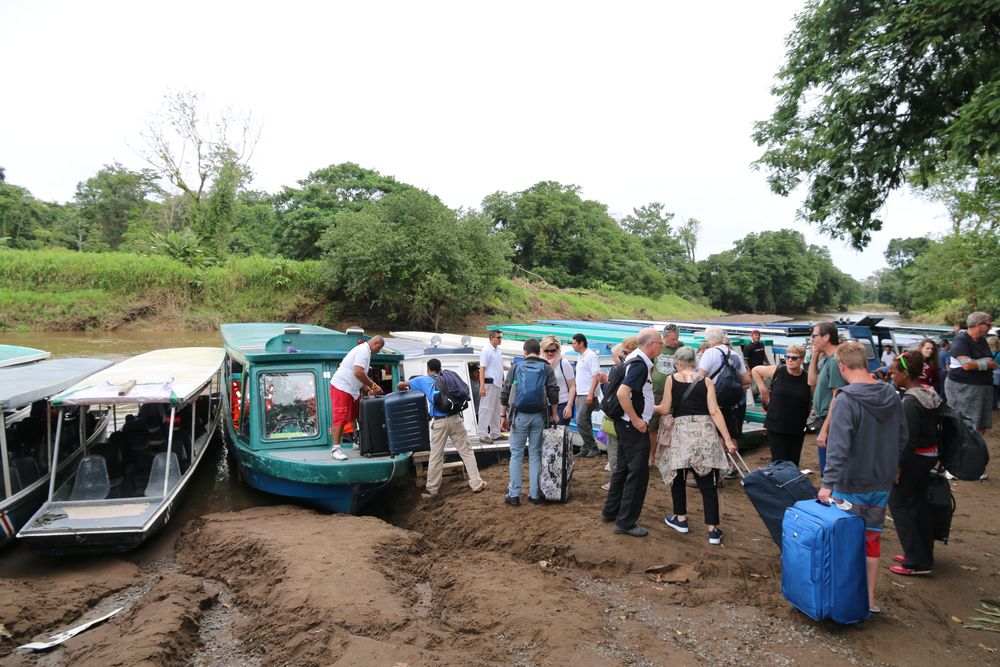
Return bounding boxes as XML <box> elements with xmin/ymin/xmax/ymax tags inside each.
<box><xmin>330</xmin><ymin>336</ymin><xmax>385</xmax><ymax>456</ymax></box>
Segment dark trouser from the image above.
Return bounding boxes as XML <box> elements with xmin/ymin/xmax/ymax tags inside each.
<box><xmin>889</xmin><ymin>454</ymin><xmax>937</xmax><ymax>569</ymax></box>
<box><xmin>671</xmin><ymin>469</ymin><xmax>720</xmax><ymax>525</ymax></box>
<box><xmin>723</xmin><ymin>403</ymin><xmax>745</xmax><ymax>440</ymax></box>
<box><xmin>993</xmin><ymin>384</ymin><xmax>1000</xmax><ymax>410</ymax></box>
<box><xmin>575</xmin><ymin>395</ymin><xmax>597</xmax><ymax>451</ymax></box>
<box><xmin>603</xmin><ymin>421</ymin><xmax>650</xmax><ymax>530</ymax></box>
<box><xmin>767</xmin><ymin>430</ymin><xmax>805</xmax><ymax>467</ymax></box>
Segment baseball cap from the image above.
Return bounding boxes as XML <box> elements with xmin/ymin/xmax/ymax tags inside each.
<box><xmin>751</xmin><ymin>329</ymin><xmax>760</xmax><ymax>335</ymax></box>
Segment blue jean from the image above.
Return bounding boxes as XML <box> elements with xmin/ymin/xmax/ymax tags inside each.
<box><xmin>508</xmin><ymin>411</ymin><xmax>544</xmax><ymax>499</ymax></box>
<box><xmin>556</xmin><ymin>401</ymin><xmax>573</xmax><ymax>426</ymax></box>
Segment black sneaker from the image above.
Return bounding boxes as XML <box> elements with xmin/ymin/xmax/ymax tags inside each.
<box><xmin>504</xmin><ymin>495</ymin><xmax>520</xmax><ymax>507</ymax></box>
<box><xmin>613</xmin><ymin>525</ymin><xmax>649</xmax><ymax>537</ymax></box>
<box><xmin>527</xmin><ymin>495</ymin><xmax>544</xmax><ymax>505</ymax></box>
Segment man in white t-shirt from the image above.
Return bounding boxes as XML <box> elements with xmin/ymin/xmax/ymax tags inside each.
<box><xmin>330</xmin><ymin>335</ymin><xmax>385</xmax><ymax>455</ymax></box>
<box><xmin>477</xmin><ymin>330</ymin><xmax>505</xmax><ymax>443</ymax></box>
<box><xmin>572</xmin><ymin>333</ymin><xmax>603</xmax><ymax>457</ymax></box>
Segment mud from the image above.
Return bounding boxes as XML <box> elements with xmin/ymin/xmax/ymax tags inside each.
<box><xmin>1</xmin><ymin>431</ymin><xmax>999</xmax><ymax>666</ymax></box>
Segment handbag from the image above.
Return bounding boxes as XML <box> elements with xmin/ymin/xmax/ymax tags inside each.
<box><xmin>653</xmin><ymin>377</ymin><xmax>701</xmax><ymax>462</ymax></box>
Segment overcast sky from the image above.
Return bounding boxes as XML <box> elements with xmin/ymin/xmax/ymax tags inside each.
<box><xmin>0</xmin><ymin>1</ymin><xmax>950</xmax><ymax>279</ymax></box>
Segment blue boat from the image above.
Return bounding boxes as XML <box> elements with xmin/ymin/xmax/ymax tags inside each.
<box><xmin>0</xmin><ymin>345</ymin><xmax>50</xmax><ymax>369</ymax></box>
<box><xmin>220</xmin><ymin>323</ymin><xmax>412</xmax><ymax>514</ymax></box>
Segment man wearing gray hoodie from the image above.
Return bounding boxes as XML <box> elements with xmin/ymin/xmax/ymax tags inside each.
<box><xmin>819</xmin><ymin>341</ymin><xmax>908</xmax><ymax>613</ymax></box>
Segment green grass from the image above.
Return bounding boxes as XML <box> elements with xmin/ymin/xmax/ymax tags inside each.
<box><xmin>0</xmin><ymin>249</ymin><xmax>722</xmax><ymax>330</ymax></box>
<box><xmin>486</xmin><ymin>278</ymin><xmax>721</xmax><ymax>322</ymax></box>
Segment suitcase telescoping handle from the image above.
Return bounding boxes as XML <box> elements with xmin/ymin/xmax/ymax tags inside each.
<box><xmin>725</xmin><ymin>449</ymin><xmax>752</xmax><ymax>480</ymax></box>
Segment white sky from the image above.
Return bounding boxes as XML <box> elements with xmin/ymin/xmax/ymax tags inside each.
<box><xmin>0</xmin><ymin>0</ymin><xmax>951</xmax><ymax>280</ymax></box>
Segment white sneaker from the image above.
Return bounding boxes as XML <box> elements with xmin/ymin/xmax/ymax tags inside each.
<box><xmin>330</xmin><ymin>446</ymin><xmax>348</xmax><ymax>461</ymax></box>
<box><xmin>981</xmin><ymin>472</ymin><xmax>989</xmax><ymax>480</ymax></box>
<box><xmin>944</xmin><ymin>470</ymin><xmax>956</xmax><ymax>480</ymax></box>
<box><xmin>478</xmin><ymin>436</ymin><xmax>493</xmax><ymax>444</ymax></box>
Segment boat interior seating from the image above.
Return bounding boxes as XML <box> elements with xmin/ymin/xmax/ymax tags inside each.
<box><xmin>144</xmin><ymin>452</ymin><xmax>181</xmax><ymax>497</ymax></box>
<box><xmin>9</xmin><ymin>456</ymin><xmax>41</xmax><ymax>493</ymax></box>
<box><xmin>70</xmin><ymin>455</ymin><xmax>110</xmax><ymax>501</ymax></box>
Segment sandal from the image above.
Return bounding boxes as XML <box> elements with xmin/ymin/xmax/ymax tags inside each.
<box><xmin>601</xmin><ymin>482</ymin><xmax>610</xmax><ymax>491</ymax></box>
<box><xmin>889</xmin><ymin>565</ymin><xmax>932</xmax><ymax>576</ymax></box>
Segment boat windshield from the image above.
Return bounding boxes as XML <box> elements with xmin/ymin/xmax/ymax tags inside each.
<box><xmin>260</xmin><ymin>372</ymin><xmax>318</xmax><ymax>440</ymax></box>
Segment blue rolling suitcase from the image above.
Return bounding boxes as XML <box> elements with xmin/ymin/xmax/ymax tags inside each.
<box><xmin>384</xmin><ymin>390</ymin><xmax>431</xmax><ymax>455</ymax></box>
<box><xmin>742</xmin><ymin>460</ymin><xmax>818</xmax><ymax>546</ymax></box>
<box><xmin>781</xmin><ymin>499</ymin><xmax>870</xmax><ymax>624</ymax></box>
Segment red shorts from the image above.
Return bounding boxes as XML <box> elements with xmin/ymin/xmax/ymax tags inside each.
<box><xmin>330</xmin><ymin>385</ymin><xmax>360</xmax><ymax>427</ymax></box>
<box><xmin>865</xmin><ymin>530</ymin><xmax>881</xmax><ymax>558</ymax></box>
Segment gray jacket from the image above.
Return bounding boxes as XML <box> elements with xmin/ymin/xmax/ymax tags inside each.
<box><xmin>822</xmin><ymin>382</ymin><xmax>907</xmax><ymax>494</ymax></box>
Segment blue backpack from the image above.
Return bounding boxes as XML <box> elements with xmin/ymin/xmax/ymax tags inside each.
<box><xmin>432</xmin><ymin>370</ymin><xmax>471</xmax><ymax>415</ymax></box>
<box><xmin>513</xmin><ymin>360</ymin><xmax>547</xmax><ymax>413</ymax></box>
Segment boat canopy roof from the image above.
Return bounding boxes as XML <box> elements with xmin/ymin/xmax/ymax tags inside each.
<box><xmin>51</xmin><ymin>348</ymin><xmax>224</xmax><ymax>406</ymax></box>
<box><xmin>488</xmin><ymin>323</ymin><xmax>765</xmax><ymax>347</ymax></box>
<box><xmin>383</xmin><ymin>337</ymin><xmax>478</xmax><ymax>359</ymax></box>
<box><xmin>221</xmin><ymin>323</ymin><xmax>404</xmax><ymax>365</ymax></box>
<box><xmin>0</xmin><ymin>358</ymin><xmax>114</xmax><ymax>410</ymax></box>
<box><xmin>0</xmin><ymin>344</ymin><xmax>50</xmax><ymax>369</ymax></box>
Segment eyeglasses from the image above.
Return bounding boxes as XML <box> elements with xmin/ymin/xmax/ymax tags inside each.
<box><xmin>811</xmin><ymin>333</ymin><xmax>822</xmax><ymax>338</ymax></box>
<box><xmin>785</xmin><ymin>355</ymin><xmax>801</xmax><ymax>361</ymax></box>
<box><xmin>543</xmin><ymin>348</ymin><xmax>558</xmax><ymax>354</ymax></box>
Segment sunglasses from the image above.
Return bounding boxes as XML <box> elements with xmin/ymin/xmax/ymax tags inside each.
<box><xmin>785</xmin><ymin>355</ymin><xmax>801</xmax><ymax>361</ymax></box>
<box><xmin>543</xmin><ymin>348</ymin><xmax>558</xmax><ymax>353</ymax></box>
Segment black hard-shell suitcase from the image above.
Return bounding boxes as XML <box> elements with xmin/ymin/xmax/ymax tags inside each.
<box><xmin>927</xmin><ymin>468</ymin><xmax>955</xmax><ymax>543</ymax></box>
<box><xmin>740</xmin><ymin>458</ymin><xmax>818</xmax><ymax>546</ymax></box>
<box><xmin>358</xmin><ymin>396</ymin><xmax>390</xmax><ymax>457</ymax></box>
<box><xmin>384</xmin><ymin>390</ymin><xmax>430</xmax><ymax>455</ymax></box>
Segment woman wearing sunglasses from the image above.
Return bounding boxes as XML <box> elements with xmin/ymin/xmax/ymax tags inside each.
<box><xmin>540</xmin><ymin>334</ymin><xmax>575</xmax><ymax>426</ymax></box>
<box><xmin>751</xmin><ymin>344</ymin><xmax>812</xmax><ymax>466</ymax></box>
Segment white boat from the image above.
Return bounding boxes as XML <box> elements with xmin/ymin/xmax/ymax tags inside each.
<box><xmin>389</xmin><ymin>330</ymin><xmax>616</xmax><ymax>365</ymax></box>
<box><xmin>385</xmin><ymin>338</ymin><xmax>509</xmax><ymax>454</ymax></box>
<box><xmin>0</xmin><ymin>358</ymin><xmax>113</xmax><ymax>547</ymax></box>
<box><xmin>17</xmin><ymin>348</ymin><xmax>224</xmax><ymax>554</ymax></box>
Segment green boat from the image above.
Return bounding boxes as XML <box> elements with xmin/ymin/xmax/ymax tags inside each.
<box><xmin>487</xmin><ymin>322</ymin><xmax>768</xmax><ymax>434</ymax></box>
<box><xmin>220</xmin><ymin>323</ymin><xmax>412</xmax><ymax>514</ymax></box>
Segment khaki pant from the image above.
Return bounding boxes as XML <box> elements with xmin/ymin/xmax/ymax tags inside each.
<box><xmin>427</xmin><ymin>414</ymin><xmax>485</xmax><ymax>494</ymax></box>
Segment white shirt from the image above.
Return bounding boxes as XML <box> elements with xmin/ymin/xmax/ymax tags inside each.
<box><xmin>698</xmin><ymin>344</ymin><xmax>748</xmax><ymax>378</ymax></box>
<box><xmin>881</xmin><ymin>350</ymin><xmax>896</xmax><ymax>367</ymax></box>
<box><xmin>331</xmin><ymin>342</ymin><xmax>372</xmax><ymax>398</ymax></box>
<box><xmin>622</xmin><ymin>349</ymin><xmax>655</xmax><ymax>423</ymax></box>
<box><xmin>575</xmin><ymin>348</ymin><xmax>601</xmax><ymax>396</ymax></box>
<box><xmin>552</xmin><ymin>357</ymin><xmax>575</xmax><ymax>404</ymax></box>
<box><xmin>479</xmin><ymin>344</ymin><xmax>504</xmax><ymax>386</ymax></box>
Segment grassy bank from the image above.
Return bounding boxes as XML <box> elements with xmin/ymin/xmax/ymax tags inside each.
<box><xmin>0</xmin><ymin>249</ymin><xmax>721</xmax><ymax>331</ymax></box>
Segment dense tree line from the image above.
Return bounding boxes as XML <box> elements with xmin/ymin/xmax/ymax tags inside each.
<box><xmin>0</xmin><ymin>158</ymin><xmax>867</xmax><ymax>322</ymax></box>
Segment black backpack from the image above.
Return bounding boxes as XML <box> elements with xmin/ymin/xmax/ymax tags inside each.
<box><xmin>939</xmin><ymin>404</ymin><xmax>989</xmax><ymax>480</ymax></box>
<box><xmin>433</xmin><ymin>370</ymin><xmax>471</xmax><ymax>415</ymax></box>
<box><xmin>709</xmin><ymin>348</ymin><xmax>744</xmax><ymax>408</ymax></box>
<box><xmin>600</xmin><ymin>357</ymin><xmax>644</xmax><ymax>419</ymax></box>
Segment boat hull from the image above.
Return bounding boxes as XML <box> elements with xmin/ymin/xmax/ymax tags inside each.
<box><xmin>227</xmin><ymin>424</ymin><xmax>413</xmax><ymax>514</ymax></box>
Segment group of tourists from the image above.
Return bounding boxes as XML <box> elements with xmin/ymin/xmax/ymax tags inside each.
<box><xmin>325</xmin><ymin>313</ymin><xmax>996</xmax><ymax>615</ymax></box>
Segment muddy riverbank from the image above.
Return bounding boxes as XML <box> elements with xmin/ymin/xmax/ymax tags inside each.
<box><xmin>1</xmin><ymin>429</ymin><xmax>998</xmax><ymax>666</ymax></box>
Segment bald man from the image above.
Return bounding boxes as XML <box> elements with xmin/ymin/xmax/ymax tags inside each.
<box><xmin>330</xmin><ymin>335</ymin><xmax>385</xmax><ymax>454</ymax></box>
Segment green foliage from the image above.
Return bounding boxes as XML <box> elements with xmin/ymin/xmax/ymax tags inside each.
<box><xmin>482</xmin><ymin>183</ymin><xmax>694</xmax><ymax>297</ymax></box>
<box><xmin>275</xmin><ymin>163</ymin><xmax>418</xmax><ymax>260</ymax></box>
<box><xmin>0</xmin><ymin>249</ymin><xmax>327</xmax><ymax>330</ymax></box>
<box><xmin>754</xmin><ymin>0</ymin><xmax>1000</xmax><ymax>248</ymax></box>
<box><xmin>698</xmin><ymin>229</ymin><xmax>861</xmax><ymax>312</ymax></box>
<box><xmin>149</xmin><ymin>231</ymin><xmax>217</xmax><ymax>268</ymax></box>
<box><xmin>320</xmin><ymin>189</ymin><xmax>511</xmax><ymax>328</ymax></box>
<box><xmin>74</xmin><ymin>163</ymin><xmax>159</xmax><ymax>250</ymax></box>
